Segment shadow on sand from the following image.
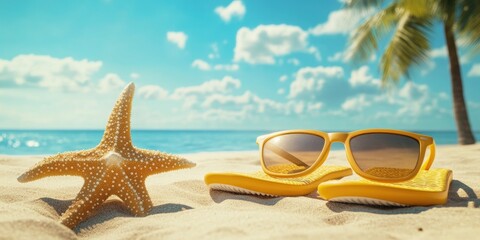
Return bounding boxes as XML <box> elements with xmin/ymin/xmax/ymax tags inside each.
<box><xmin>206</xmin><ymin>179</ymin><xmax>478</xmax><ymax>215</ymax></box>
<box><xmin>40</xmin><ymin>197</ymin><xmax>193</xmax><ymax>232</ymax></box>
<box><xmin>325</xmin><ymin>180</ymin><xmax>478</xmax><ymax>214</ymax></box>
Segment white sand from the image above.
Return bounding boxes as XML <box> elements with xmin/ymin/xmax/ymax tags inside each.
<box><xmin>1</xmin><ymin>144</ymin><xmax>479</xmax><ymax>239</ymax></box>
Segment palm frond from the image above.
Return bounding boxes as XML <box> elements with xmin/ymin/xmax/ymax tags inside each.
<box><xmin>347</xmin><ymin>3</ymin><xmax>398</xmax><ymax>62</ymax></box>
<box><xmin>437</xmin><ymin>0</ymin><xmax>457</xmax><ymax>22</ymax></box>
<box><xmin>380</xmin><ymin>13</ymin><xmax>432</xmax><ymax>85</ymax></box>
<box><xmin>456</xmin><ymin>0</ymin><xmax>480</xmax><ymax>55</ymax></box>
<box><xmin>397</xmin><ymin>0</ymin><xmax>437</xmax><ymax>17</ymax></box>
<box><xmin>344</xmin><ymin>0</ymin><xmax>385</xmax><ymax>9</ymax></box>
<box><xmin>456</xmin><ymin>0</ymin><xmax>478</xmax><ymax>29</ymax></box>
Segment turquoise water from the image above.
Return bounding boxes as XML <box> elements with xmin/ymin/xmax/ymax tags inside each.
<box><xmin>0</xmin><ymin>130</ymin><xmax>478</xmax><ymax>155</ymax></box>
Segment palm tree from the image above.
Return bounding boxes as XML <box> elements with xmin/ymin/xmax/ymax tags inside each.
<box><xmin>346</xmin><ymin>0</ymin><xmax>478</xmax><ymax>145</ymax></box>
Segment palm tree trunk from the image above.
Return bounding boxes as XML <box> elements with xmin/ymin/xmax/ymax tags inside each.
<box><xmin>443</xmin><ymin>22</ymin><xmax>476</xmax><ymax>145</ymax></box>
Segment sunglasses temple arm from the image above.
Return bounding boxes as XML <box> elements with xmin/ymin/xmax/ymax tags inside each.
<box><xmin>267</xmin><ymin>144</ymin><xmax>310</xmax><ymax>168</ymax></box>
<box><xmin>421</xmin><ymin>141</ymin><xmax>436</xmax><ymax>170</ymax></box>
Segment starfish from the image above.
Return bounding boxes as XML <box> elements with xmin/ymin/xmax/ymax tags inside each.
<box><xmin>17</xmin><ymin>82</ymin><xmax>196</xmax><ymax>229</ymax></box>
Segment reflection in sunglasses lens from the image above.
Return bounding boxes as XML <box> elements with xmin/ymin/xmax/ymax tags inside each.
<box><xmin>263</xmin><ymin>134</ymin><xmax>325</xmax><ymax>174</ymax></box>
<box><xmin>349</xmin><ymin>133</ymin><xmax>420</xmax><ymax>178</ymax></box>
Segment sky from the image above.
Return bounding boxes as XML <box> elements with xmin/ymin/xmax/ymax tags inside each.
<box><xmin>0</xmin><ymin>0</ymin><xmax>479</xmax><ymax>131</ymax></box>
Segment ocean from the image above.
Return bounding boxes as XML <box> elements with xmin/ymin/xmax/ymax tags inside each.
<box><xmin>0</xmin><ymin>130</ymin><xmax>478</xmax><ymax>155</ymax></box>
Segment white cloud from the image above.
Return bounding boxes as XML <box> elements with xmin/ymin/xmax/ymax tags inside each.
<box><xmin>202</xmin><ymin>91</ymin><xmax>253</xmax><ymax>108</ymax></box>
<box><xmin>234</xmin><ymin>24</ymin><xmax>315</xmax><ymax>64</ymax></box>
<box><xmin>208</xmin><ymin>43</ymin><xmax>220</xmax><ymax>59</ymax></box>
<box><xmin>192</xmin><ymin>59</ymin><xmax>239</xmax><ymax>71</ymax></box>
<box><xmin>438</xmin><ymin>92</ymin><xmax>449</xmax><ymax>100</ymax></box>
<box><xmin>334</xmin><ymin>80</ymin><xmax>447</xmax><ymax>121</ymax></box>
<box><xmin>342</xmin><ymin>94</ymin><xmax>371</xmax><ymax>111</ymax></box>
<box><xmin>467</xmin><ymin>63</ymin><xmax>480</xmax><ymax>77</ymax></box>
<box><xmin>327</xmin><ymin>52</ymin><xmax>345</xmax><ymax>62</ymax></box>
<box><xmin>0</xmin><ymin>54</ymin><xmax>102</xmax><ymax>91</ymax></box>
<box><xmin>171</xmin><ymin>76</ymin><xmax>241</xmax><ymax>100</ymax></box>
<box><xmin>288</xmin><ymin>66</ymin><xmax>344</xmax><ymax>99</ymax></box>
<box><xmin>279</xmin><ymin>75</ymin><xmax>288</xmax><ymax>82</ymax></box>
<box><xmin>430</xmin><ymin>46</ymin><xmax>447</xmax><ymax>58</ymax></box>
<box><xmin>468</xmin><ymin>101</ymin><xmax>480</xmax><ymax>109</ymax></box>
<box><xmin>309</xmin><ymin>8</ymin><xmax>372</xmax><ymax>35</ymax></box>
<box><xmin>460</xmin><ymin>55</ymin><xmax>470</xmax><ymax>64</ymax></box>
<box><xmin>348</xmin><ymin>66</ymin><xmax>380</xmax><ymax>87</ymax></box>
<box><xmin>182</xmin><ymin>96</ymin><xmax>198</xmax><ymax>109</ymax></box>
<box><xmin>215</xmin><ymin>0</ymin><xmax>246</xmax><ymax>22</ymax></box>
<box><xmin>138</xmin><ymin>85</ymin><xmax>169</xmax><ymax>100</ymax></box>
<box><xmin>256</xmin><ymin>96</ymin><xmax>291</xmax><ymax>114</ymax></box>
<box><xmin>213</xmin><ymin>63</ymin><xmax>239</xmax><ymax>71</ymax></box>
<box><xmin>395</xmin><ymin>81</ymin><xmax>432</xmax><ymax>117</ymax></box>
<box><xmin>166</xmin><ymin>31</ymin><xmax>188</xmax><ymax>49</ymax></box>
<box><xmin>192</xmin><ymin>59</ymin><xmax>211</xmax><ymax>71</ymax></box>
<box><xmin>374</xmin><ymin>111</ymin><xmax>392</xmax><ymax>119</ymax></box>
<box><xmin>328</xmin><ymin>50</ymin><xmax>376</xmax><ymax>63</ymax></box>
<box><xmin>398</xmin><ymin>81</ymin><xmax>428</xmax><ymax>100</ymax></box>
<box><xmin>143</xmin><ymin>75</ymin><xmax>309</xmax><ymax>119</ymax></box>
<box><xmin>287</xmin><ymin>58</ymin><xmax>300</xmax><ymax>66</ymax></box>
<box><xmin>190</xmin><ymin>88</ymin><xmax>301</xmax><ymax>118</ymax></box>
<box><xmin>420</xmin><ymin>60</ymin><xmax>436</xmax><ymax>76</ymax></box>
<box><xmin>98</xmin><ymin>73</ymin><xmax>125</xmax><ymax>92</ymax></box>
<box><xmin>309</xmin><ymin>47</ymin><xmax>322</xmax><ymax>61</ymax></box>
<box><xmin>136</xmin><ymin>76</ymin><xmax>244</xmax><ymax>111</ymax></box>
<box><xmin>307</xmin><ymin>102</ymin><xmax>323</xmax><ymax>111</ymax></box>
<box><xmin>199</xmin><ymin>108</ymin><xmax>250</xmax><ymax>121</ymax></box>
<box><xmin>366</xmin><ymin>81</ymin><xmax>448</xmax><ymax>120</ymax></box>
<box><xmin>291</xmin><ymin>101</ymin><xmax>305</xmax><ymax>114</ymax></box>
<box><xmin>163</xmin><ymin>65</ymin><xmax>448</xmax><ymax>123</ymax></box>
<box><xmin>326</xmin><ymin>109</ymin><xmax>347</xmax><ymax>116</ymax></box>
<box><xmin>130</xmin><ymin>72</ymin><xmax>140</xmax><ymax>79</ymax></box>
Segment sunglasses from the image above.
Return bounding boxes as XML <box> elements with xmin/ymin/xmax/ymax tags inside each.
<box><xmin>256</xmin><ymin>129</ymin><xmax>436</xmax><ymax>182</ymax></box>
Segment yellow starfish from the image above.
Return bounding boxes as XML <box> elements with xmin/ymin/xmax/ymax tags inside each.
<box><xmin>17</xmin><ymin>82</ymin><xmax>196</xmax><ymax>229</ymax></box>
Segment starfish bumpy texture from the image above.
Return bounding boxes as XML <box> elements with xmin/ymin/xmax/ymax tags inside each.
<box><xmin>17</xmin><ymin>82</ymin><xmax>196</xmax><ymax>229</ymax></box>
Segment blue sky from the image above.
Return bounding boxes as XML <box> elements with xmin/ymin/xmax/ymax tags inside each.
<box><xmin>0</xmin><ymin>0</ymin><xmax>479</xmax><ymax>131</ymax></box>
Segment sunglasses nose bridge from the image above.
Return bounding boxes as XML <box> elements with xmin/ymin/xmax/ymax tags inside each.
<box><xmin>328</xmin><ymin>132</ymin><xmax>348</xmax><ymax>143</ymax></box>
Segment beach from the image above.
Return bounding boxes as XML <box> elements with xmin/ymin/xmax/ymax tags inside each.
<box><xmin>1</xmin><ymin>144</ymin><xmax>479</xmax><ymax>239</ymax></box>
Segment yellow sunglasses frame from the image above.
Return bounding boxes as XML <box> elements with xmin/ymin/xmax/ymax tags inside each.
<box><xmin>256</xmin><ymin>129</ymin><xmax>436</xmax><ymax>183</ymax></box>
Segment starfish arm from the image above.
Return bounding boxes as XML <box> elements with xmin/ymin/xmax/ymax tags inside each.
<box><xmin>60</xmin><ymin>171</ymin><xmax>110</xmax><ymax>229</ymax></box>
<box><xmin>98</xmin><ymin>83</ymin><xmax>134</xmax><ymax>152</ymax></box>
<box><xmin>17</xmin><ymin>149</ymin><xmax>104</xmax><ymax>182</ymax></box>
<box><xmin>115</xmin><ymin>177</ymin><xmax>153</xmax><ymax>216</ymax></box>
<box><xmin>128</xmin><ymin>148</ymin><xmax>196</xmax><ymax>176</ymax></box>
<box><xmin>60</xmin><ymin>188</ymin><xmax>110</xmax><ymax>229</ymax></box>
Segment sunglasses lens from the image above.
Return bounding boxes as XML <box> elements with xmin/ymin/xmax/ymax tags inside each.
<box><xmin>349</xmin><ymin>133</ymin><xmax>420</xmax><ymax>179</ymax></box>
<box><xmin>263</xmin><ymin>134</ymin><xmax>325</xmax><ymax>174</ymax></box>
